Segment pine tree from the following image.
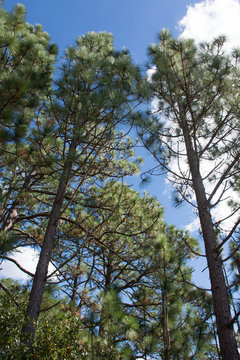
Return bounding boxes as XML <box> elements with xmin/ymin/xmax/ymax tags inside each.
<box><xmin>0</xmin><ymin>4</ymin><xmax>57</xmax><ymax>254</ymax></box>
<box><xmin>51</xmin><ymin>181</ymin><xmax>216</xmax><ymax>358</ymax></box>
<box><xmin>138</xmin><ymin>30</ymin><xmax>240</xmax><ymax>359</ymax></box>
<box><xmin>21</xmin><ymin>32</ymin><xmax>146</xmax><ymax>349</ymax></box>
<box><xmin>48</xmin><ymin>181</ymin><xmax>164</xmax><ymax>357</ymax></box>
<box><xmin>128</xmin><ymin>225</ymin><xmax>216</xmax><ymax>359</ymax></box>
<box><xmin>0</xmin><ymin>3</ymin><xmax>57</xmax><ymax>144</ymax></box>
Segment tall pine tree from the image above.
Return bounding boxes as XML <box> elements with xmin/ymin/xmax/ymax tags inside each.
<box><xmin>21</xmin><ymin>31</ymin><xmax>147</xmax><ymax>349</ymax></box>
<box><xmin>138</xmin><ymin>31</ymin><xmax>240</xmax><ymax>359</ymax></box>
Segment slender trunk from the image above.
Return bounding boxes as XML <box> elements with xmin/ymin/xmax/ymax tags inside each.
<box><xmin>70</xmin><ymin>256</ymin><xmax>82</xmax><ymax>304</ymax></box>
<box><xmin>21</xmin><ymin>138</ymin><xmax>78</xmax><ymax>348</ymax></box>
<box><xmin>162</xmin><ymin>254</ymin><xmax>170</xmax><ymax>360</ymax></box>
<box><xmin>99</xmin><ymin>257</ymin><xmax>113</xmax><ymax>337</ymax></box>
<box><xmin>183</xmin><ymin>127</ymin><xmax>239</xmax><ymax>360</ymax></box>
<box><xmin>143</xmin><ymin>289</ymin><xmax>147</xmax><ymax>360</ymax></box>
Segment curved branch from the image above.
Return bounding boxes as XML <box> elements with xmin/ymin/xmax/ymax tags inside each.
<box><xmin>0</xmin><ymin>255</ymin><xmax>35</xmax><ymax>277</ymax></box>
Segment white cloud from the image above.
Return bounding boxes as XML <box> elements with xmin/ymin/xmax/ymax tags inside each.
<box><xmin>175</xmin><ymin>0</ymin><xmax>240</xmax><ymax>233</ymax></box>
<box><xmin>185</xmin><ymin>217</ymin><xmax>200</xmax><ymax>233</ymax></box>
<box><xmin>179</xmin><ymin>0</ymin><xmax>240</xmax><ymax>52</ymax></box>
<box><xmin>0</xmin><ymin>247</ymin><xmax>56</xmax><ymax>282</ymax></box>
<box><xmin>146</xmin><ymin>66</ymin><xmax>156</xmax><ymax>82</ymax></box>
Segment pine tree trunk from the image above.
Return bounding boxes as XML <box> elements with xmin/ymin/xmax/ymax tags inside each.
<box><xmin>183</xmin><ymin>127</ymin><xmax>239</xmax><ymax>360</ymax></box>
<box><xmin>21</xmin><ymin>138</ymin><xmax>78</xmax><ymax>349</ymax></box>
<box><xmin>162</xmin><ymin>254</ymin><xmax>170</xmax><ymax>360</ymax></box>
<box><xmin>70</xmin><ymin>256</ymin><xmax>82</xmax><ymax>304</ymax></box>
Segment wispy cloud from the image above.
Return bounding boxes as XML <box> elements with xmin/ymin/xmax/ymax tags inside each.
<box><xmin>177</xmin><ymin>0</ymin><xmax>240</xmax><ymax>233</ymax></box>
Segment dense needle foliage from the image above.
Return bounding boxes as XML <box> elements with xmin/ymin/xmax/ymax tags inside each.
<box><xmin>0</xmin><ymin>4</ymin><xmax>239</xmax><ymax>360</ymax></box>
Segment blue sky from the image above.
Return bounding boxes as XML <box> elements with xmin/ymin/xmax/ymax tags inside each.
<box><xmin>2</xmin><ymin>0</ymin><xmax>240</xmax><ymax>285</ymax></box>
<box><xmin>4</xmin><ymin>0</ymin><xmax>192</xmax><ymax>64</ymax></box>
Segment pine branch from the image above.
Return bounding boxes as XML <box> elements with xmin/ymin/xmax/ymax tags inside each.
<box><xmin>0</xmin><ymin>255</ymin><xmax>35</xmax><ymax>277</ymax></box>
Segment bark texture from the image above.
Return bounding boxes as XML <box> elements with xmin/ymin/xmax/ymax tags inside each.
<box><xmin>183</xmin><ymin>127</ymin><xmax>239</xmax><ymax>360</ymax></box>
<box><xmin>21</xmin><ymin>138</ymin><xmax>78</xmax><ymax>348</ymax></box>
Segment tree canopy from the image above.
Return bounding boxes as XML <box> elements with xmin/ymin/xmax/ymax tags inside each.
<box><xmin>138</xmin><ymin>29</ymin><xmax>240</xmax><ymax>359</ymax></box>
<box><xmin>0</xmin><ymin>4</ymin><xmax>239</xmax><ymax>360</ymax></box>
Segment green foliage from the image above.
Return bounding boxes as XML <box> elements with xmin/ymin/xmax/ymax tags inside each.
<box><xmin>0</xmin><ymin>4</ymin><xmax>57</xmax><ymax>145</ymax></box>
<box><xmin>0</xmin><ymin>4</ymin><xmax>57</xmax><ymax>255</ymax></box>
<box><xmin>0</xmin><ymin>231</ymin><xmax>18</xmax><ymax>255</ymax></box>
<box><xmin>0</xmin><ymin>5</ymin><xmax>224</xmax><ymax>359</ymax></box>
<box><xmin>0</xmin><ymin>279</ymin><xmax>28</xmax><ymax>359</ymax></box>
<box><xmin>0</xmin><ymin>279</ymin><xmax>88</xmax><ymax>359</ymax></box>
